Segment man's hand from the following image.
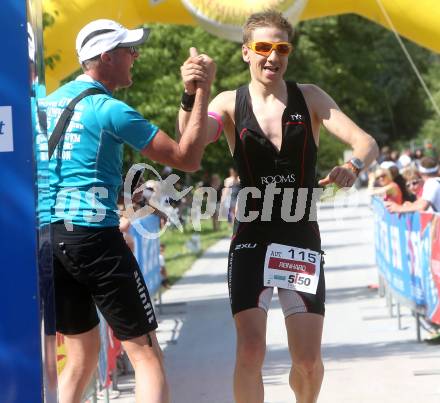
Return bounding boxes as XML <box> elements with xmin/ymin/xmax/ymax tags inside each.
<box><xmin>180</xmin><ymin>47</ymin><xmax>216</xmax><ymax>95</ymax></box>
<box><xmin>318</xmin><ymin>164</ymin><xmax>357</xmax><ymax>188</ymax></box>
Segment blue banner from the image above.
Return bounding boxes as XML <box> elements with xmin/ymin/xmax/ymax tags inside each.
<box><xmin>129</xmin><ymin>215</ymin><xmax>162</xmax><ymax>296</ymax></box>
<box><xmin>372</xmin><ymin>196</ymin><xmax>440</xmax><ymax>320</ymax></box>
<box><xmin>0</xmin><ymin>1</ymin><xmax>43</xmax><ymax>401</ymax></box>
<box><xmin>372</xmin><ymin>197</ymin><xmax>425</xmax><ymax>305</ymax></box>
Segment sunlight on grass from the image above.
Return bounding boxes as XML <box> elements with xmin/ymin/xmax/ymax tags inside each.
<box><xmin>160</xmin><ymin>220</ymin><xmax>231</xmax><ymax>285</ymax></box>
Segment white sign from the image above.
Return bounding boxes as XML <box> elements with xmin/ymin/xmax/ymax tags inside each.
<box><xmin>0</xmin><ymin>106</ymin><xmax>14</xmax><ymax>152</ymax></box>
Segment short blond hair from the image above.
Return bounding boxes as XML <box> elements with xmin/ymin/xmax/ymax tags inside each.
<box><xmin>402</xmin><ymin>168</ymin><xmax>422</xmax><ymax>182</ymax></box>
<box><xmin>242</xmin><ymin>10</ymin><xmax>294</xmax><ymax>44</ymax></box>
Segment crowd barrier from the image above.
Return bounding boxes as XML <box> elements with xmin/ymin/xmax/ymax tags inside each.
<box><xmin>129</xmin><ymin>214</ymin><xmax>162</xmax><ymax>296</ymax></box>
<box><xmin>56</xmin><ymin>214</ymin><xmax>162</xmax><ymax>400</ymax></box>
<box><xmin>372</xmin><ymin>197</ymin><xmax>440</xmax><ymax>334</ymax></box>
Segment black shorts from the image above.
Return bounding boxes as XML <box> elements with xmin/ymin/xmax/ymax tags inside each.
<box><xmin>228</xmin><ymin>222</ymin><xmax>325</xmax><ymax>317</ymax></box>
<box><xmin>51</xmin><ymin>222</ymin><xmax>157</xmax><ymax>340</ymax></box>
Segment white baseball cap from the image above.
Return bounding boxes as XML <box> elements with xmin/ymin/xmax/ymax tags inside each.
<box><xmin>76</xmin><ymin>19</ymin><xmax>150</xmax><ymax>63</ymax></box>
<box><xmin>380</xmin><ymin>161</ymin><xmax>397</xmax><ymax>170</ymax></box>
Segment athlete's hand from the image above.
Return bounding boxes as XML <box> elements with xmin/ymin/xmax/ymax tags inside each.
<box><xmin>318</xmin><ymin>164</ymin><xmax>357</xmax><ymax>188</ymax></box>
<box><xmin>196</xmin><ymin>53</ymin><xmax>216</xmax><ymax>91</ymax></box>
<box><xmin>180</xmin><ymin>47</ymin><xmax>215</xmax><ymax>95</ymax></box>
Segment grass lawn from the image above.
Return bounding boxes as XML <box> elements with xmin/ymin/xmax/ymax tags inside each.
<box><xmin>160</xmin><ymin>220</ymin><xmax>231</xmax><ymax>285</ymax></box>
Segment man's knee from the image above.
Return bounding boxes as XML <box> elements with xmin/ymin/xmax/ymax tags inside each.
<box><xmin>293</xmin><ymin>355</ymin><xmax>324</xmax><ymax>377</ymax></box>
<box><xmin>236</xmin><ymin>336</ymin><xmax>266</xmax><ymax>368</ymax></box>
<box><xmin>63</xmin><ymin>329</ymin><xmax>101</xmax><ymax>371</ymax></box>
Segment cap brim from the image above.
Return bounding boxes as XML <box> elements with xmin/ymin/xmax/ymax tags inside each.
<box><xmin>380</xmin><ymin>161</ymin><xmax>397</xmax><ymax>169</ymax></box>
<box><xmin>119</xmin><ymin>27</ymin><xmax>150</xmax><ymax>47</ymax></box>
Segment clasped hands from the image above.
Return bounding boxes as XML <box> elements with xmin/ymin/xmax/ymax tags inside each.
<box><xmin>180</xmin><ymin>47</ymin><xmax>216</xmax><ymax>94</ymax></box>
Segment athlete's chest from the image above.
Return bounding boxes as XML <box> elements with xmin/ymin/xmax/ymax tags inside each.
<box><xmin>251</xmin><ymin>102</ymin><xmax>286</xmax><ymax>151</ymax></box>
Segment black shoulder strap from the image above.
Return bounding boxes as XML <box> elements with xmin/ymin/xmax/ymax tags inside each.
<box><xmin>37</xmin><ymin>109</ymin><xmax>47</xmax><ymax>134</ymax></box>
<box><xmin>48</xmin><ymin>87</ymin><xmax>106</xmax><ymax>159</ymax></box>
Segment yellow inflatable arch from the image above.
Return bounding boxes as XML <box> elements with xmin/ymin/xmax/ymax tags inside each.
<box><xmin>43</xmin><ymin>0</ymin><xmax>440</xmax><ymax>91</ymax></box>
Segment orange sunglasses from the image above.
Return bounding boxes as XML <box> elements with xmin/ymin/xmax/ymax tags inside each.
<box><xmin>247</xmin><ymin>41</ymin><xmax>293</xmax><ymax>57</ymax></box>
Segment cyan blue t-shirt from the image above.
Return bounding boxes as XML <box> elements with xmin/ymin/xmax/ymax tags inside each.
<box><xmin>32</xmin><ymin>81</ymin><xmax>52</xmax><ymax>229</ymax></box>
<box><xmin>40</xmin><ymin>75</ymin><xmax>158</xmax><ymax>227</ymax></box>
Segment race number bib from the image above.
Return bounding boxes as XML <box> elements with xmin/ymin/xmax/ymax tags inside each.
<box><xmin>264</xmin><ymin>243</ymin><xmax>321</xmax><ymax>294</ymax></box>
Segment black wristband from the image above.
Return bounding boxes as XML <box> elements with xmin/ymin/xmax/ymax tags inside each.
<box><xmin>180</xmin><ymin>91</ymin><xmax>195</xmax><ymax>112</ymax></box>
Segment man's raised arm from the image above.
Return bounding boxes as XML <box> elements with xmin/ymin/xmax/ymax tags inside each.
<box><xmin>142</xmin><ymin>47</ymin><xmax>216</xmax><ymax>172</ymax></box>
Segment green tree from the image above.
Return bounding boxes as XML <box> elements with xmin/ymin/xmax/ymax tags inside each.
<box><xmin>416</xmin><ymin>55</ymin><xmax>440</xmax><ymax>151</ymax></box>
<box><xmin>57</xmin><ymin>16</ymin><xmax>437</xmax><ymax>179</ymax></box>
<box><xmin>289</xmin><ymin>15</ymin><xmax>432</xmax><ymax>146</ymax></box>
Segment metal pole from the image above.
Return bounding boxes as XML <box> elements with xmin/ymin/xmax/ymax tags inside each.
<box><xmin>396</xmin><ymin>302</ymin><xmax>402</xmax><ymax>330</ymax></box>
<box><xmin>386</xmin><ymin>288</ymin><xmax>393</xmax><ymax>317</ymax></box>
<box><xmin>104</xmin><ymin>388</ymin><xmax>110</xmax><ymax>403</ymax></box>
<box><xmin>415</xmin><ymin>313</ymin><xmax>421</xmax><ymax>342</ymax></box>
<box><xmin>379</xmin><ymin>275</ymin><xmax>385</xmax><ymax>298</ymax></box>
<box><xmin>158</xmin><ymin>287</ymin><xmax>163</xmax><ymax>315</ymax></box>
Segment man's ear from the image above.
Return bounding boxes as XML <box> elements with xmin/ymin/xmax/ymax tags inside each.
<box><xmin>242</xmin><ymin>44</ymin><xmax>250</xmax><ymax>64</ymax></box>
<box><xmin>100</xmin><ymin>52</ymin><xmax>112</xmax><ymax>64</ymax></box>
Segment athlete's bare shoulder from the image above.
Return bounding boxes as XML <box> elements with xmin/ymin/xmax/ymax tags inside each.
<box><xmin>297</xmin><ymin>83</ymin><xmax>324</xmax><ymax>102</ymax></box>
<box><xmin>297</xmin><ymin>83</ymin><xmax>339</xmax><ymax>121</ymax></box>
<box><xmin>210</xmin><ymin>90</ymin><xmax>236</xmax><ymax>118</ymax></box>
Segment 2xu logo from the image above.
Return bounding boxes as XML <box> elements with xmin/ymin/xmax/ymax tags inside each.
<box><xmin>235</xmin><ymin>243</ymin><xmax>258</xmax><ymax>250</ymax></box>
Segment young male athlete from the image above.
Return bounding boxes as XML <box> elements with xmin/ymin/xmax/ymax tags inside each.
<box><xmin>42</xmin><ymin>19</ymin><xmax>214</xmax><ymax>403</ymax></box>
<box><xmin>180</xmin><ymin>10</ymin><xmax>378</xmax><ymax>403</ymax></box>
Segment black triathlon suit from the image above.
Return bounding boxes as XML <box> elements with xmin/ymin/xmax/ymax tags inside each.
<box><xmin>228</xmin><ymin>81</ymin><xmax>325</xmax><ymax>317</ymax></box>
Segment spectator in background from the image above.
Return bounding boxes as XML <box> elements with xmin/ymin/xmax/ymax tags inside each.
<box><xmin>397</xmin><ymin>149</ymin><xmax>413</xmax><ymax>171</ymax></box>
<box><xmin>369</xmin><ymin>167</ymin><xmax>403</xmax><ymax>204</ymax></box>
<box><xmin>159</xmin><ymin>244</ymin><xmax>170</xmax><ymax>289</ymax></box>
<box><xmin>414</xmin><ymin>148</ymin><xmax>424</xmax><ymax>168</ymax></box>
<box><xmin>210</xmin><ymin>173</ymin><xmax>223</xmax><ymax>231</ymax></box>
<box><xmin>380</xmin><ymin>161</ymin><xmax>413</xmax><ymax>202</ymax></box>
<box><xmin>402</xmin><ymin>168</ymin><xmax>424</xmax><ymax>200</ymax></box>
<box><xmin>390</xmin><ymin>149</ymin><xmax>400</xmax><ymax>163</ymax></box>
<box><xmin>386</xmin><ymin>157</ymin><xmax>440</xmax><ymax>213</ymax></box>
<box><xmin>222</xmin><ymin>167</ymin><xmax>241</xmax><ymax>224</ymax></box>
<box><xmin>424</xmin><ymin>141</ymin><xmax>438</xmax><ymax>160</ymax></box>
<box><xmin>377</xmin><ymin>146</ymin><xmax>391</xmax><ymax>164</ymax></box>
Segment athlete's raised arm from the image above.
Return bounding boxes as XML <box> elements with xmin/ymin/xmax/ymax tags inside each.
<box><xmin>177</xmin><ymin>52</ymin><xmax>236</xmax><ymax>150</ymax></box>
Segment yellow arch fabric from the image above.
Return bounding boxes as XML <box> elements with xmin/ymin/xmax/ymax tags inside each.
<box><xmin>43</xmin><ymin>0</ymin><xmax>440</xmax><ymax>91</ymax></box>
